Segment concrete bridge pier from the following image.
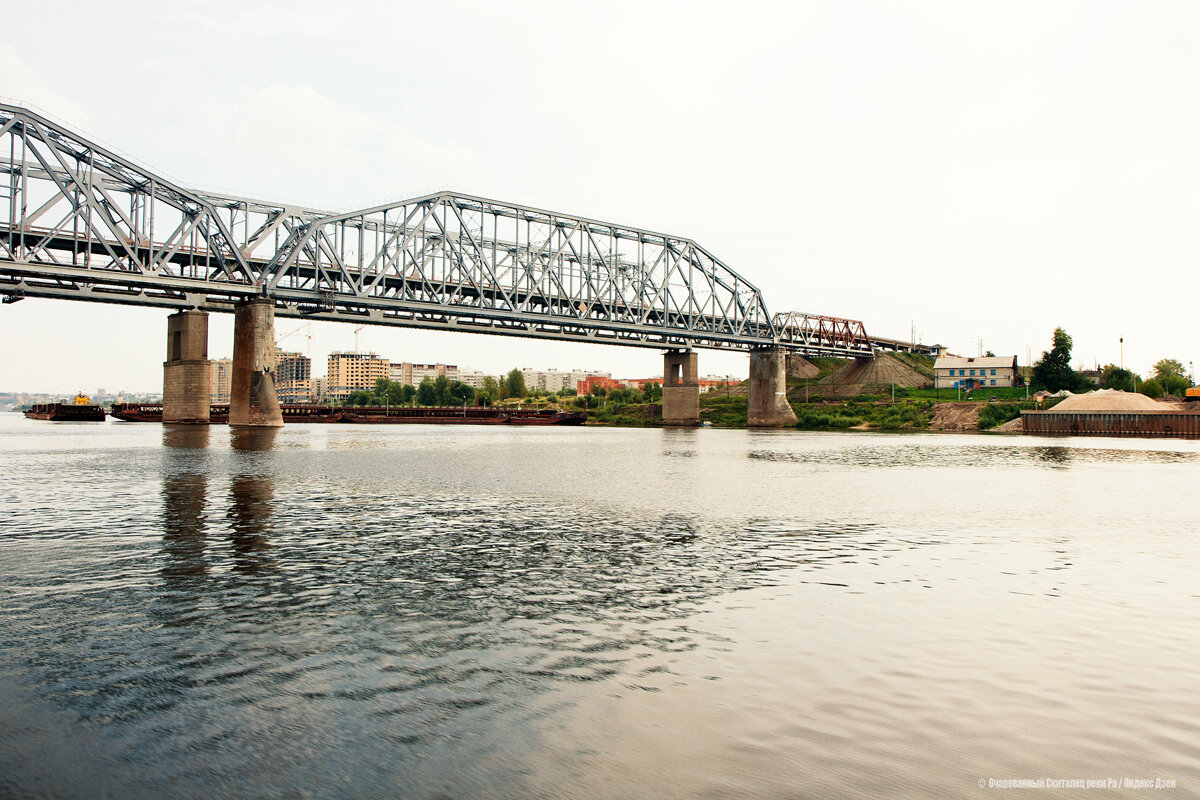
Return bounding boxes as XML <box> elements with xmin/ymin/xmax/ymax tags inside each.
<box><xmin>163</xmin><ymin>309</ymin><xmax>211</xmax><ymax>424</ymax></box>
<box><xmin>661</xmin><ymin>349</ymin><xmax>700</xmax><ymax>425</ymax></box>
<box><xmin>748</xmin><ymin>347</ymin><xmax>798</xmax><ymax>427</ymax></box>
<box><xmin>230</xmin><ymin>298</ymin><xmax>283</xmax><ymax>428</ymax></box>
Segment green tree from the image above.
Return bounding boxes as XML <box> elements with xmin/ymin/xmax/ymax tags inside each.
<box><xmin>642</xmin><ymin>381</ymin><xmax>662</xmax><ymax>402</ymax></box>
<box><xmin>1152</xmin><ymin>358</ymin><xmax>1185</xmax><ymax>382</ymax></box>
<box><xmin>1152</xmin><ymin>359</ymin><xmax>1188</xmax><ymax>396</ymax></box>
<box><xmin>384</xmin><ymin>381</ymin><xmax>406</xmax><ymax>406</ymax></box>
<box><xmin>433</xmin><ymin>373</ymin><xmax>452</xmax><ymax>404</ymax></box>
<box><xmin>504</xmin><ymin>368</ymin><xmax>526</xmax><ymax>399</ymax></box>
<box><xmin>449</xmin><ymin>381</ymin><xmax>475</xmax><ymax>405</ymax></box>
<box><xmin>1099</xmin><ymin>364</ymin><xmax>1136</xmax><ymax>391</ymax></box>
<box><xmin>1138</xmin><ymin>378</ymin><xmax>1164</xmax><ymax>399</ymax></box>
<box><xmin>479</xmin><ymin>376</ymin><xmax>499</xmax><ymax>405</ymax></box>
<box><xmin>608</xmin><ymin>387</ymin><xmax>634</xmax><ymax>405</ymax></box>
<box><xmin>417</xmin><ymin>378</ymin><xmax>437</xmax><ymax>406</ymax></box>
<box><xmin>1164</xmin><ymin>375</ymin><xmax>1189</xmax><ymax>396</ymax></box>
<box><xmin>1032</xmin><ymin>327</ymin><xmax>1085</xmax><ymax>392</ymax></box>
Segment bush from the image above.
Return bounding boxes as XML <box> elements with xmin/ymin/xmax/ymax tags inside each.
<box><xmin>979</xmin><ymin>402</ymin><xmax>1025</xmax><ymax>430</ymax></box>
<box><xmin>796</xmin><ymin>411</ymin><xmax>863</xmax><ymax>429</ymax></box>
<box><xmin>1138</xmin><ymin>379</ymin><xmax>1164</xmax><ymax>399</ymax></box>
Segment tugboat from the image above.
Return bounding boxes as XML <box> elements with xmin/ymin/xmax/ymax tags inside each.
<box><xmin>24</xmin><ymin>394</ymin><xmax>107</xmax><ymax>422</ymax></box>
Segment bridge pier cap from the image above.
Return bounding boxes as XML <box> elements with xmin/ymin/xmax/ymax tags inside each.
<box><xmin>229</xmin><ymin>297</ymin><xmax>284</xmax><ymax>428</ymax></box>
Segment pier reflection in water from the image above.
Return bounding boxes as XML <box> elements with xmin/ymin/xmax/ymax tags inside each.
<box><xmin>2</xmin><ymin>419</ymin><xmax>1199</xmax><ymax>799</ymax></box>
<box><xmin>228</xmin><ymin>427</ymin><xmax>277</xmax><ymax>574</ymax></box>
<box><xmin>160</xmin><ymin>426</ymin><xmax>210</xmax><ymax>581</ymax></box>
<box><xmin>161</xmin><ymin>425</ymin><xmax>279</xmax><ymax>579</ymax></box>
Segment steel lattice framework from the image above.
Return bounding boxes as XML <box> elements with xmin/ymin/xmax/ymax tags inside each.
<box><xmin>0</xmin><ymin>102</ymin><xmax>905</xmax><ymax>357</ymax></box>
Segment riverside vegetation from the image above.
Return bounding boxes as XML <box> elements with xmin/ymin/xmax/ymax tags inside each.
<box><xmin>337</xmin><ymin>327</ymin><xmax>1185</xmax><ymax>432</ymax></box>
<box><xmin>581</xmin><ymin>354</ymin><xmax>1059</xmax><ymax>432</ymax></box>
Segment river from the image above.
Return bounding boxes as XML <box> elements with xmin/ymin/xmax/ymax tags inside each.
<box><xmin>1</xmin><ymin>414</ymin><xmax>1197</xmax><ymax>798</ymax></box>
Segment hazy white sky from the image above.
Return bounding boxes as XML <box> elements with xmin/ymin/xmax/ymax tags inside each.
<box><xmin>2</xmin><ymin>0</ymin><xmax>1198</xmax><ymax>392</ymax></box>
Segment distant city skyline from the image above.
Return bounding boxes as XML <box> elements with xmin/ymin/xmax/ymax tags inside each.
<box><xmin>2</xmin><ymin>2</ymin><xmax>1197</xmax><ymax>392</ymax></box>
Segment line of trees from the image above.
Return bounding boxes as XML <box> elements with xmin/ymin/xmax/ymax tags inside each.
<box><xmin>1097</xmin><ymin>359</ymin><xmax>1189</xmax><ymax>398</ymax></box>
<box><xmin>345</xmin><ymin>376</ymin><xmax>476</xmax><ymax>407</ymax></box>
<box><xmin>339</xmin><ymin>369</ymin><xmax>670</xmax><ymax>409</ymax></box>
<box><xmin>1031</xmin><ymin>327</ymin><xmax>1193</xmax><ymax>398</ymax></box>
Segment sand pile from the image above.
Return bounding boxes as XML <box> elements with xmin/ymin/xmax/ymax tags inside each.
<box><xmin>992</xmin><ymin>416</ymin><xmax>1024</xmax><ymax>432</ymax></box>
<box><xmin>1048</xmin><ymin>390</ymin><xmax>1171</xmax><ymax>412</ymax></box>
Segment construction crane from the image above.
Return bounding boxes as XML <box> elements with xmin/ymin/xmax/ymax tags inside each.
<box><xmin>354</xmin><ymin>325</ymin><xmax>366</xmax><ymax>354</ymax></box>
<box><xmin>277</xmin><ymin>322</ymin><xmax>314</xmax><ymax>360</ymax></box>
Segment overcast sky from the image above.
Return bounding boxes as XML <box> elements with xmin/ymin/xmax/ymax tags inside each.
<box><xmin>3</xmin><ymin>0</ymin><xmax>1198</xmax><ymax>393</ymax></box>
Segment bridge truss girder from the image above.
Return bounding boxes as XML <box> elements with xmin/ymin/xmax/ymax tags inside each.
<box><xmin>0</xmin><ymin>102</ymin><xmax>900</xmax><ymax>357</ymax></box>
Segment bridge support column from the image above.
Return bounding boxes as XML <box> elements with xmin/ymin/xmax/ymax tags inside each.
<box><xmin>163</xmin><ymin>309</ymin><xmax>211</xmax><ymax>424</ymax></box>
<box><xmin>748</xmin><ymin>347</ymin><xmax>798</xmax><ymax>427</ymax></box>
<box><xmin>661</xmin><ymin>349</ymin><xmax>700</xmax><ymax>425</ymax></box>
<box><xmin>230</xmin><ymin>298</ymin><xmax>283</xmax><ymax>428</ymax></box>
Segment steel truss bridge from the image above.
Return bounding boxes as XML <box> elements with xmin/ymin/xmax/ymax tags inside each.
<box><xmin>0</xmin><ymin>103</ymin><xmax>931</xmax><ymax>358</ymax></box>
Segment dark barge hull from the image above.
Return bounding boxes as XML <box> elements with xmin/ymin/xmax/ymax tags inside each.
<box><xmin>110</xmin><ymin>404</ymin><xmax>587</xmax><ymax>426</ymax></box>
<box><xmin>507</xmin><ymin>411</ymin><xmax>587</xmax><ymax>425</ymax></box>
<box><xmin>24</xmin><ymin>403</ymin><xmax>106</xmax><ymax>421</ymax></box>
<box><xmin>340</xmin><ymin>409</ymin><xmax>509</xmax><ymax>424</ymax></box>
<box><xmin>1021</xmin><ymin>409</ymin><xmax>1200</xmax><ymax>440</ymax></box>
<box><xmin>111</xmin><ymin>404</ymin><xmax>340</xmax><ymax>423</ymax></box>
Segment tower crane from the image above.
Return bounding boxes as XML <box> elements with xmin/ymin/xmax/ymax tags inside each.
<box><xmin>277</xmin><ymin>322</ymin><xmax>313</xmax><ymax>360</ymax></box>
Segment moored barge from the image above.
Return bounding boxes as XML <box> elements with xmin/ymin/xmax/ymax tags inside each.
<box><xmin>24</xmin><ymin>394</ymin><xmax>106</xmax><ymax>422</ymax></box>
<box><xmin>110</xmin><ymin>403</ymin><xmax>586</xmax><ymax>426</ymax></box>
<box><xmin>111</xmin><ymin>403</ymin><xmax>343</xmax><ymax>423</ymax></box>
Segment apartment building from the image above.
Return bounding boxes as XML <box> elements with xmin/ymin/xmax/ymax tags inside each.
<box><xmin>456</xmin><ymin>369</ymin><xmax>489</xmax><ymax>389</ymax></box>
<box><xmin>390</xmin><ymin>362</ymin><xmax>459</xmax><ymax>386</ymax></box>
<box><xmin>327</xmin><ymin>352</ymin><xmax>391</xmax><ymax>400</ymax></box>
<box><xmin>276</xmin><ymin>351</ymin><xmax>312</xmax><ymax>404</ymax></box>
<box><xmin>209</xmin><ymin>358</ymin><xmax>232</xmax><ymax>403</ymax></box>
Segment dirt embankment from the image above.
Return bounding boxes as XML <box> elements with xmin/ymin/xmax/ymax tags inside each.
<box><xmin>808</xmin><ymin>352</ymin><xmax>933</xmax><ymax>400</ymax></box>
<box><xmin>929</xmin><ymin>402</ymin><xmax>981</xmax><ymax>432</ymax></box>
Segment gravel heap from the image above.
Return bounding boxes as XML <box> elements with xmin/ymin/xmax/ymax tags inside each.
<box><xmin>1048</xmin><ymin>390</ymin><xmax>1170</xmax><ymax>412</ymax></box>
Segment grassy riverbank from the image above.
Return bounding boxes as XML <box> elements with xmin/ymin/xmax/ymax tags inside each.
<box><xmin>582</xmin><ymin>382</ymin><xmax>1050</xmax><ymax>432</ymax></box>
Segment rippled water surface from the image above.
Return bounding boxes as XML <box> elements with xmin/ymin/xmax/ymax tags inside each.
<box><xmin>2</xmin><ymin>415</ymin><xmax>1198</xmax><ymax>798</ymax></box>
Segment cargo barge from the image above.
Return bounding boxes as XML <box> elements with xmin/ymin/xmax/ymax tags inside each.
<box><xmin>110</xmin><ymin>403</ymin><xmax>341</xmax><ymax>423</ymax></box>
<box><xmin>1021</xmin><ymin>409</ymin><xmax>1200</xmax><ymax>440</ymax></box>
<box><xmin>24</xmin><ymin>394</ymin><xmax>106</xmax><ymax>422</ymax></box>
<box><xmin>110</xmin><ymin>403</ymin><xmax>586</xmax><ymax>426</ymax></box>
